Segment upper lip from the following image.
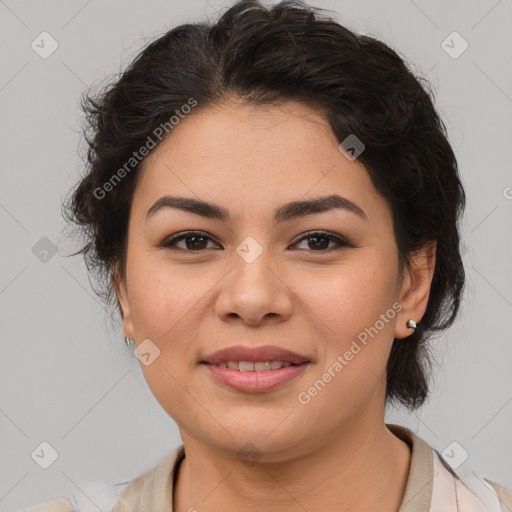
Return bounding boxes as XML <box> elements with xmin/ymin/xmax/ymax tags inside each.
<box><xmin>201</xmin><ymin>345</ymin><xmax>310</xmax><ymax>365</ymax></box>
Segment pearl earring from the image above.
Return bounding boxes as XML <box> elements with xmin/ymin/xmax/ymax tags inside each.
<box><xmin>406</xmin><ymin>319</ymin><xmax>417</xmax><ymax>330</ymax></box>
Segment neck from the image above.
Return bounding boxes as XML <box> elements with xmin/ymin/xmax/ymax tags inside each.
<box><xmin>173</xmin><ymin>421</ymin><xmax>411</xmax><ymax>512</ymax></box>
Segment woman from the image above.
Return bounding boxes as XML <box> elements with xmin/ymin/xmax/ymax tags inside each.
<box><xmin>23</xmin><ymin>0</ymin><xmax>511</xmax><ymax>511</ymax></box>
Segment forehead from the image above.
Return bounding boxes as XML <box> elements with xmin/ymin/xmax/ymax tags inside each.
<box><xmin>144</xmin><ymin>99</ymin><xmax>341</xmax><ymax>169</ymax></box>
<box><xmin>133</xmin><ymin>99</ymin><xmax>388</xmax><ymax>224</ymax></box>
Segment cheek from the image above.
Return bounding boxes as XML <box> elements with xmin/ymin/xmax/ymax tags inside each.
<box><xmin>297</xmin><ymin>256</ymin><xmax>396</xmax><ymax>333</ymax></box>
<box><xmin>126</xmin><ymin>253</ymin><xmax>204</xmax><ymax>338</ymax></box>
<box><xmin>139</xmin><ymin>357</ymin><xmax>198</xmax><ymax>435</ymax></box>
<box><xmin>295</xmin><ymin>255</ymin><xmax>398</xmax><ymax>389</ymax></box>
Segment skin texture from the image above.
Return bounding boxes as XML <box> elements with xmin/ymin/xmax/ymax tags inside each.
<box><xmin>115</xmin><ymin>98</ymin><xmax>436</xmax><ymax>512</ymax></box>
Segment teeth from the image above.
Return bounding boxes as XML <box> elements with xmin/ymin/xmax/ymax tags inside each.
<box><xmin>216</xmin><ymin>361</ymin><xmax>293</xmax><ymax>371</ymax></box>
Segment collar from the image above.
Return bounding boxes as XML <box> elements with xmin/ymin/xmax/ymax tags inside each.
<box><xmin>387</xmin><ymin>423</ymin><xmax>434</xmax><ymax>511</ymax></box>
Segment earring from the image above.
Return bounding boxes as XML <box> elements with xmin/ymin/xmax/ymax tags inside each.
<box><xmin>124</xmin><ymin>336</ymin><xmax>134</xmax><ymax>346</ymax></box>
<box><xmin>406</xmin><ymin>319</ymin><xmax>417</xmax><ymax>330</ymax></box>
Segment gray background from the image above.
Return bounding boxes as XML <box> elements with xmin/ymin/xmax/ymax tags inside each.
<box><xmin>1</xmin><ymin>0</ymin><xmax>511</xmax><ymax>510</ymax></box>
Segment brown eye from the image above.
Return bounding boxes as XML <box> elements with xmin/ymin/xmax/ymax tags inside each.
<box><xmin>160</xmin><ymin>230</ymin><xmax>351</xmax><ymax>253</ymax></box>
<box><xmin>160</xmin><ymin>231</ymin><xmax>219</xmax><ymax>251</ymax></box>
<box><xmin>291</xmin><ymin>231</ymin><xmax>351</xmax><ymax>252</ymax></box>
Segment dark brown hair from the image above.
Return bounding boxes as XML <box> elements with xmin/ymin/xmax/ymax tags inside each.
<box><xmin>63</xmin><ymin>0</ymin><xmax>466</xmax><ymax>411</ymax></box>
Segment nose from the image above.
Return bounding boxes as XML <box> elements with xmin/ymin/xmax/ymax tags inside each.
<box><xmin>214</xmin><ymin>244</ymin><xmax>293</xmax><ymax>326</ymax></box>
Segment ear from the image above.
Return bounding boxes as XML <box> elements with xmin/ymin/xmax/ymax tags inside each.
<box><xmin>394</xmin><ymin>240</ymin><xmax>437</xmax><ymax>339</ymax></box>
<box><xmin>112</xmin><ymin>264</ymin><xmax>135</xmax><ymax>340</ymax></box>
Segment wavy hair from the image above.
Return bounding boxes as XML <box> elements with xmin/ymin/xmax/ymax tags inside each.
<box><xmin>63</xmin><ymin>0</ymin><xmax>466</xmax><ymax>410</ymax></box>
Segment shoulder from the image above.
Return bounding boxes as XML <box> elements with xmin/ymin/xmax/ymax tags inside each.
<box><xmin>485</xmin><ymin>479</ymin><xmax>512</xmax><ymax>510</ymax></box>
<box><xmin>17</xmin><ymin>498</ymin><xmax>75</xmax><ymax>512</ymax></box>
<box><xmin>20</xmin><ymin>446</ymin><xmax>184</xmax><ymax>512</ymax></box>
<box><xmin>388</xmin><ymin>423</ymin><xmax>511</xmax><ymax>512</ymax></box>
<box><xmin>18</xmin><ymin>481</ymin><xmax>129</xmax><ymax>512</ymax></box>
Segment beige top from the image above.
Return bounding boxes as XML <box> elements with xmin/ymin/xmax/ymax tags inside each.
<box><xmin>21</xmin><ymin>424</ymin><xmax>512</xmax><ymax>512</ymax></box>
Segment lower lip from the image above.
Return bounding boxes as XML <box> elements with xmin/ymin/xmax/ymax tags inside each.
<box><xmin>202</xmin><ymin>362</ymin><xmax>310</xmax><ymax>393</ymax></box>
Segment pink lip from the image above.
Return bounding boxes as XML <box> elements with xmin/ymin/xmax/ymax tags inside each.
<box><xmin>203</xmin><ymin>362</ymin><xmax>311</xmax><ymax>393</ymax></box>
<box><xmin>201</xmin><ymin>344</ymin><xmax>310</xmax><ymax>365</ymax></box>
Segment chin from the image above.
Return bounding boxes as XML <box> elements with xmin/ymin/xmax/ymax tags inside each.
<box><xmin>208</xmin><ymin>425</ymin><xmax>308</xmax><ymax>459</ymax></box>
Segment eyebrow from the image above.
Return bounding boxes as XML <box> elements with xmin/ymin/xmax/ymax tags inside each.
<box><xmin>145</xmin><ymin>194</ymin><xmax>368</xmax><ymax>224</ymax></box>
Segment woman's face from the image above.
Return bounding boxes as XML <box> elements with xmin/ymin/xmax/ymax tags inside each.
<box><xmin>116</xmin><ymin>98</ymin><xmax>432</xmax><ymax>459</ymax></box>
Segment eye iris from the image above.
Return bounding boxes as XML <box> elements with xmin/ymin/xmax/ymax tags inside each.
<box><xmin>308</xmin><ymin>235</ymin><xmax>330</xmax><ymax>250</ymax></box>
<box><xmin>185</xmin><ymin>234</ymin><xmax>208</xmax><ymax>250</ymax></box>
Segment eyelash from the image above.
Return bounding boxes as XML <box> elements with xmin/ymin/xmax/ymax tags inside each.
<box><xmin>159</xmin><ymin>230</ymin><xmax>352</xmax><ymax>253</ymax></box>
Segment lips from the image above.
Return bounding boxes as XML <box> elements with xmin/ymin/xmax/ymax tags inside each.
<box><xmin>200</xmin><ymin>344</ymin><xmax>311</xmax><ymax>366</ymax></box>
<box><xmin>215</xmin><ymin>360</ymin><xmax>295</xmax><ymax>371</ymax></box>
<box><xmin>200</xmin><ymin>345</ymin><xmax>312</xmax><ymax>392</ymax></box>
